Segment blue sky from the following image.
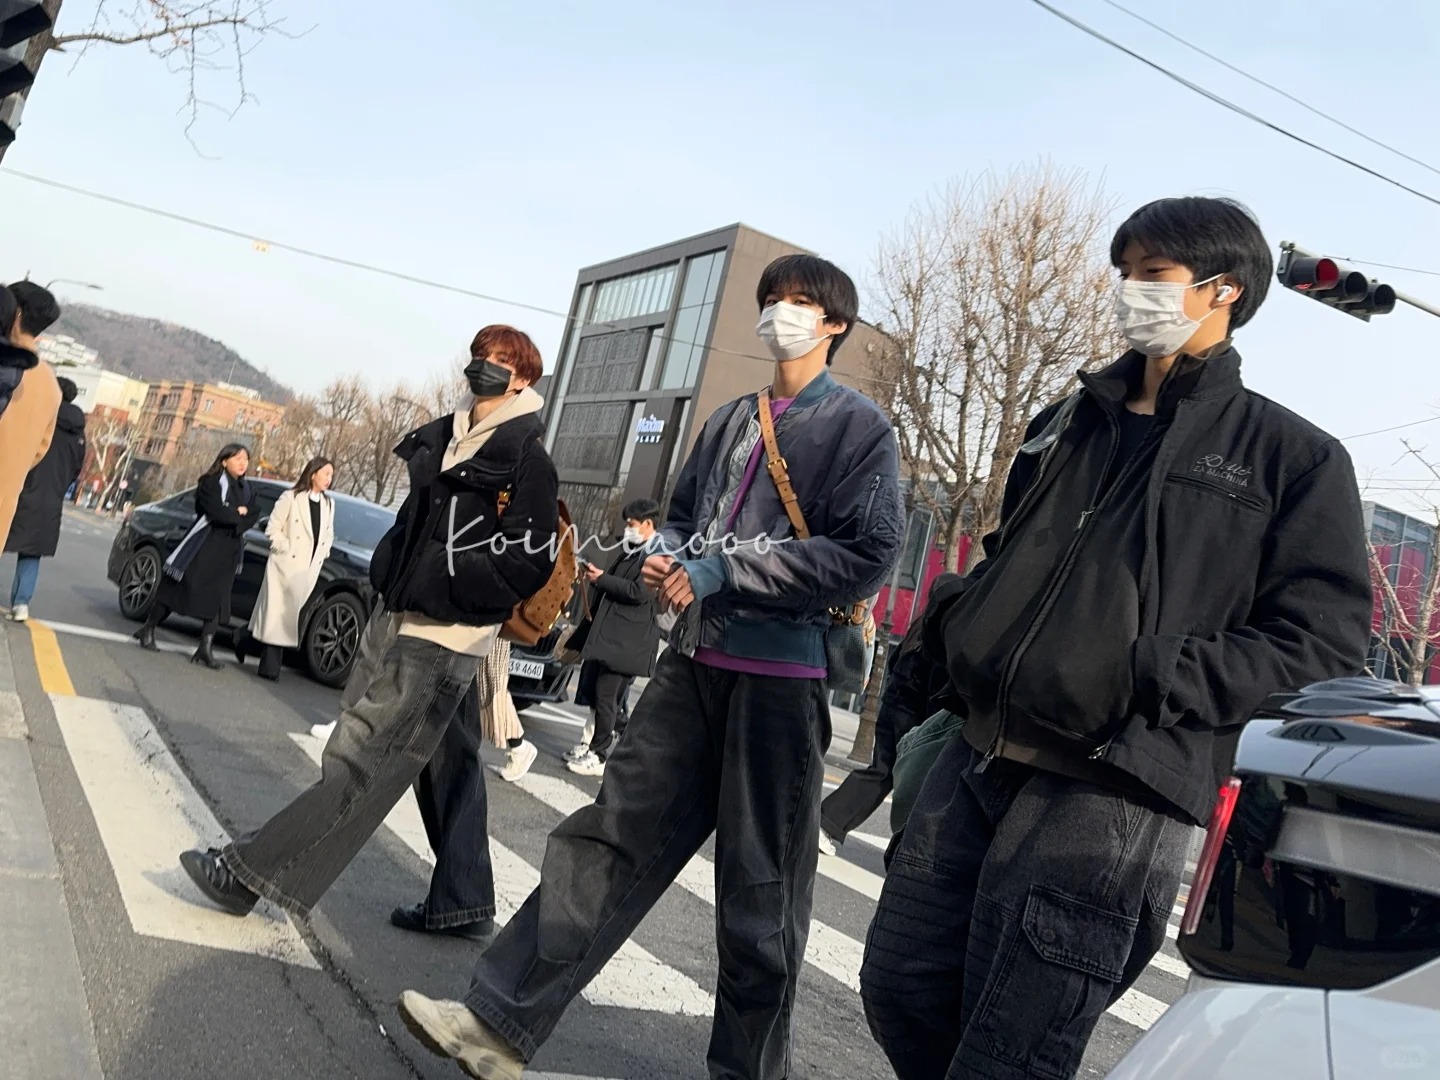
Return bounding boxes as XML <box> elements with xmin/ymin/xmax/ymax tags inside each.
<box><xmin>3</xmin><ymin>0</ymin><xmax>1439</xmax><ymax>507</ymax></box>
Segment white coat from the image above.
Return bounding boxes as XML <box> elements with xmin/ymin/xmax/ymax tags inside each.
<box><xmin>250</xmin><ymin>489</ymin><xmax>335</xmax><ymax>648</ymax></box>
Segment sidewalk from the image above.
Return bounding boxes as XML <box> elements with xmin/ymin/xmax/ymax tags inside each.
<box><xmin>0</xmin><ymin>626</ymin><xmax>103</xmax><ymax>1080</ymax></box>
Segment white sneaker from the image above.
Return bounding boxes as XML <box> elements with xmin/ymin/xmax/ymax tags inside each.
<box><xmin>397</xmin><ymin>990</ymin><xmax>525</xmax><ymax>1079</ymax></box>
<box><xmin>564</xmin><ymin>742</ymin><xmax>590</xmax><ymax>763</ymax></box>
<box><xmin>311</xmin><ymin>721</ymin><xmax>337</xmax><ymax>741</ymax></box>
<box><xmin>497</xmin><ymin>740</ymin><xmax>537</xmax><ymax>783</ymax></box>
<box><xmin>818</xmin><ymin>830</ymin><xmax>838</xmax><ymax>857</ymax></box>
<box><xmin>566</xmin><ymin>750</ymin><xmax>605</xmax><ymax>777</ymax></box>
<box><xmin>10</xmin><ymin>604</ymin><xmax>28</xmax><ymax>623</ymax></box>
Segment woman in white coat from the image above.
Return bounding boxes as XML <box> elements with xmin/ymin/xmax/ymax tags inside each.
<box><xmin>236</xmin><ymin>456</ymin><xmax>335</xmax><ymax>681</ymax></box>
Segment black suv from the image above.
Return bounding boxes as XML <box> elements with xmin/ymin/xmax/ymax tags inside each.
<box><xmin>107</xmin><ymin>478</ymin><xmax>578</xmax><ymax>703</ymax></box>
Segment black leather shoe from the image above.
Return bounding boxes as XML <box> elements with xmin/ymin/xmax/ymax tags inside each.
<box><xmin>191</xmin><ymin>633</ymin><xmax>224</xmax><ymax>670</ymax></box>
<box><xmin>134</xmin><ymin>624</ymin><xmax>158</xmax><ymax>651</ymax></box>
<box><xmin>180</xmin><ymin>849</ymin><xmax>258</xmax><ymax>916</ymax></box>
<box><xmin>390</xmin><ymin>902</ymin><xmax>497</xmax><ymax>944</ymax></box>
<box><xmin>232</xmin><ymin>634</ymin><xmax>248</xmax><ymax>665</ymax></box>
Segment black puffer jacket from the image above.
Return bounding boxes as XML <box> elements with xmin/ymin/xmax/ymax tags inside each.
<box><xmin>5</xmin><ymin>402</ymin><xmax>86</xmax><ymax>557</ymax></box>
<box><xmin>370</xmin><ymin>411</ymin><xmax>559</xmax><ymax>627</ymax></box>
<box><xmin>925</xmin><ymin>347</ymin><xmax>1372</xmax><ymax>825</ymax></box>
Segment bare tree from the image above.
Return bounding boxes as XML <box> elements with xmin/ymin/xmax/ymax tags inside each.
<box><xmin>354</xmin><ymin>386</ymin><xmax>425</xmax><ymax>506</ymax></box>
<box><xmin>869</xmin><ymin>162</ymin><xmax>1120</xmax><ymax>572</ymax></box>
<box><xmin>1368</xmin><ymin>443</ymin><xmax>1440</xmax><ymax>686</ymax></box>
<box><xmin>4</xmin><ymin>0</ymin><xmax>301</xmax><ymax>160</ymax></box>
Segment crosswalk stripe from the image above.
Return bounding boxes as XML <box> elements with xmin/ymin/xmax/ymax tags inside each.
<box><xmin>288</xmin><ymin>734</ymin><xmax>715</xmax><ymax>1017</ymax></box>
<box><xmin>54</xmin><ymin>695</ymin><xmax>318</xmax><ymax>968</ymax></box>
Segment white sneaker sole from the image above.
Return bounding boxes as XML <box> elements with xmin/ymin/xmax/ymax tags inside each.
<box><xmin>397</xmin><ymin>992</ymin><xmax>520</xmax><ymax>1080</ymax></box>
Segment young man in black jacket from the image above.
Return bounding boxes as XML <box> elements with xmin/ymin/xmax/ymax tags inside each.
<box><xmin>565</xmin><ymin>497</ymin><xmax>663</xmax><ymax>777</ymax></box>
<box><xmin>398</xmin><ymin>254</ymin><xmax>903</xmax><ymax>1080</ymax></box>
<box><xmin>175</xmin><ymin>326</ymin><xmax>559</xmax><ymax>937</ymax></box>
<box><xmin>859</xmin><ymin>197</ymin><xmax>1373</xmax><ymax>1079</ymax></box>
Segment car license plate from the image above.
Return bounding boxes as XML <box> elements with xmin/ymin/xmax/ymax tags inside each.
<box><xmin>509</xmin><ymin>658</ymin><xmax>544</xmax><ymax>680</ymax></box>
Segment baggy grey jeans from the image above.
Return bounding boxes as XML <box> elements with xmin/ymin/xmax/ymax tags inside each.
<box><xmin>224</xmin><ymin>608</ymin><xmax>479</xmax><ymax>915</ymax></box>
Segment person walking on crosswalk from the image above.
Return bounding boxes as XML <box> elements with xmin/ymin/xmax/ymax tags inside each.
<box><xmin>175</xmin><ymin>326</ymin><xmax>559</xmax><ymax>941</ymax></box>
<box><xmin>397</xmin><ymin>254</ymin><xmax>903</xmax><ymax>1080</ymax></box>
<box><xmin>6</xmin><ymin>376</ymin><xmax>86</xmax><ymax>624</ymax></box>
<box><xmin>232</xmin><ymin>456</ymin><xmax>337</xmax><ymax>681</ymax></box>
<box><xmin>0</xmin><ymin>283</ymin><xmax>62</xmax><ymax>556</ymax></box>
<box><xmin>564</xmin><ymin>498</ymin><xmax>662</xmax><ymax>778</ymax></box>
<box><xmin>134</xmin><ymin>443</ymin><xmax>256</xmax><ymax>669</ymax></box>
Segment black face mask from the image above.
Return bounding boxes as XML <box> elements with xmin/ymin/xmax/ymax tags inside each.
<box><xmin>464</xmin><ymin>358</ymin><xmax>514</xmax><ymax>399</ymax></box>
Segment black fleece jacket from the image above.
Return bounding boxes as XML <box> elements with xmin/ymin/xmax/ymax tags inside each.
<box><xmin>923</xmin><ymin>346</ymin><xmax>1373</xmax><ymax>825</ymax></box>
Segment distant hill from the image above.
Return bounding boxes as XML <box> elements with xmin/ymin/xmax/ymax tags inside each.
<box><xmin>47</xmin><ymin>303</ymin><xmax>293</xmax><ymax>403</ymax></box>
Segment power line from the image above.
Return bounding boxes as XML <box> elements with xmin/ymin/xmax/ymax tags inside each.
<box><xmin>1098</xmin><ymin>0</ymin><xmax>1440</xmax><ymax>179</ymax></box>
<box><xmin>1028</xmin><ymin>0</ymin><xmax>1440</xmax><ymax>209</ymax></box>
<box><xmin>0</xmin><ymin>167</ymin><xmax>802</xmax><ymax>375</ymax></box>
<box><xmin>1343</xmin><ymin>416</ymin><xmax>1440</xmax><ymax>441</ymax></box>
<box><xmin>1330</xmin><ymin>258</ymin><xmax>1440</xmax><ymax>279</ymax></box>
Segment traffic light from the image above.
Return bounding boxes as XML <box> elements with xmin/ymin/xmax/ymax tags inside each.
<box><xmin>1277</xmin><ymin>243</ymin><xmax>1398</xmax><ymax>322</ymax></box>
<box><xmin>0</xmin><ymin>0</ymin><xmax>53</xmax><ymax>147</ymax></box>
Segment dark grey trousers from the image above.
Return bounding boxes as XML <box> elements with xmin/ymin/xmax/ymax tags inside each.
<box><xmin>463</xmin><ymin>648</ymin><xmax>831</xmax><ymax>1080</ymax></box>
<box><xmin>859</xmin><ymin>738</ymin><xmax>1191</xmax><ymax>1080</ymax></box>
<box><xmin>224</xmin><ymin>609</ymin><xmax>479</xmax><ymax>915</ymax></box>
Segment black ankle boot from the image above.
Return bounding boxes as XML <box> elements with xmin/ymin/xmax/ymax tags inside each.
<box><xmin>191</xmin><ymin>632</ymin><xmax>224</xmax><ymax>670</ymax></box>
<box><xmin>232</xmin><ymin>633</ymin><xmax>249</xmax><ymax>665</ymax></box>
<box><xmin>134</xmin><ymin>623</ymin><xmax>158</xmax><ymax>651</ymax></box>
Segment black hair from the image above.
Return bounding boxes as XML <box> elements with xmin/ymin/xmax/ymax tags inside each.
<box><xmin>0</xmin><ymin>287</ymin><xmax>16</xmax><ymax>342</ymax></box>
<box><xmin>203</xmin><ymin>443</ymin><xmax>251</xmax><ymax>480</ymax></box>
<box><xmin>293</xmin><ymin>455</ymin><xmax>334</xmax><ymax>494</ymax></box>
<box><xmin>1110</xmin><ymin>197</ymin><xmax>1272</xmax><ymax>331</ymax></box>
<box><xmin>621</xmin><ymin>498</ymin><xmax>660</xmax><ymax>524</ymax></box>
<box><xmin>8</xmin><ymin>281</ymin><xmax>61</xmax><ymax>337</ymax></box>
<box><xmin>56</xmin><ymin>376</ymin><xmax>78</xmax><ymax>403</ymax></box>
<box><xmin>755</xmin><ymin>253</ymin><xmax>859</xmax><ymax>364</ymax></box>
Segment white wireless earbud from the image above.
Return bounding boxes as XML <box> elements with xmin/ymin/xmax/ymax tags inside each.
<box><xmin>1216</xmin><ymin>285</ymin><xmax>1234</xmax><ymax>301</ymax></box>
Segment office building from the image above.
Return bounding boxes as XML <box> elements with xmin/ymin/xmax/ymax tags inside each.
<box><xmin>132</xmin><ymin>380</ymin><xmax>286</xmax><ymax>479</ymax></box>
<box><xmin>63</xmin><ymin>367</ymin><xmax>150</xmax><ymax>420</ymax></box>
<box><xmin>542</xmin><ymin>224</ymin><xmax>888</xmax><ymax>544</ymax></box>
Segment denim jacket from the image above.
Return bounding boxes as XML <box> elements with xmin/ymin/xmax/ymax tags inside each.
<box><xmin>657</xmin><ymin>371</ymin><xmax>903</xmax><ymax>669</ymax></box>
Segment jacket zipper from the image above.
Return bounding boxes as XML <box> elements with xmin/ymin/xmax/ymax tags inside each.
<box><xmin>980</xmin><ymin>404</ymin><xmax>1172</xmax><ymax>771</ymax></box>
<box><xmin>1165</xmin><ymin>473</ymin><xmax>1267</xmax><ymax>514</ymax></box>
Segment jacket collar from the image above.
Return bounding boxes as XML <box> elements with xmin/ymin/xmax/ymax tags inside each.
<box><xmin>763</xmin><ymin>368</ymin><xmax>840</xmax><ymax>409</ymax></box>
<box><xmin>1079</xmin><ymin>340</ymin><xmax>1243</xmax><ymax>416</ymax></box>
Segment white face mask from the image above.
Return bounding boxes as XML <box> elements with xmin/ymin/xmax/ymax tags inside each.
<box><xmin>623</xmin><ymin>526</ymin><xmax>645</xmax><ymax>547</ymax></box>
<box><xmin>1113</xmin><ymin>274</ymin><xmax>1224</xmax><ymax>358</ymax></box>
<box><xmin>756</xmin><ymin>301</ymin><xmax>828</xmax><ymax>362</ymax></box>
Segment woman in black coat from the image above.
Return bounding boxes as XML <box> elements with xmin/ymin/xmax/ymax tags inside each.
<box><xmin>133</xmin><ymin>443</ymin><xmax>256</xmax><ymax>668</ymax></box>
<box><xmin>5</xmin><ymin>377</ymin><xmax>86</xmax><ymax>622</ymax></box>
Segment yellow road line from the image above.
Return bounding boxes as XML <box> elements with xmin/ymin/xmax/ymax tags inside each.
<box><xmin>26</xmin><ymin>620</ymin><xmax>76</xmax><ymax>697</ymax></box>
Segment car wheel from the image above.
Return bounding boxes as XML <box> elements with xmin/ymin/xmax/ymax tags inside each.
<box><xmin>118</xmin><ymin>547</ymin><xmax>163</xmax><ymax>621</ymax></box>
<box><xmin>304</xmin><ymin>593</ymin><xmax>366</xmax><ymax>689</ymax></box>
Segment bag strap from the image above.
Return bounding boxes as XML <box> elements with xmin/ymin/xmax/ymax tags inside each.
<box><xmin>757</xmin><ymin>388</ymin><xmax>866</xmax><ymax>627</ymax></box>
<box><xmin>757</xmin><ymin>388</ymin><xmax>810</xmax><ymax>541</ymax></box>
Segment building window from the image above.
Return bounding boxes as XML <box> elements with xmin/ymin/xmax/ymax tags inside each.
<box><xmin>204</xmin><ymin>399</ymin><xmax>214</xmax><ymax>412</ymax></box>
<box><xmin>551</xmin><ymin>401</ymin><xmax>631</xmax><ymax>472</ymax></box>
<box><xmin>659</xmin><ymin>251</ymin><xmax>725</xmax><ymax>390</ymax></box>
<box><xmin>558</xmin><ymin>481</ymin><xmax>625</xmax><ymax>555</ymax></box>
<box><xmin>568</xmin><ymin>329</ymin><xmax>650</xmax><ymax>396</ymax></box>
<box><xmin>664</xmin><ymin>398</ymin><xmax>693</xmax><ymax>480</ymax></box>
<box><xmin>591</xmin><ymin>264</ymin><xmax>678</xmax><ymax>325</ymax></box>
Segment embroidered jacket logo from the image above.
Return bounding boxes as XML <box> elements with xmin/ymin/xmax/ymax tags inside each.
<box><xmin>1192</xmin><ymin>454</ymin><xmax>1253</xmax><ymax>488</ymax></box>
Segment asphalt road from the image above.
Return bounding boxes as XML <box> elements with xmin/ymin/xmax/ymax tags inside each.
<box><xmin>0</xmin><ymin>508</ymin><xmax>1188</xmax><ymax>1078</ymax></box>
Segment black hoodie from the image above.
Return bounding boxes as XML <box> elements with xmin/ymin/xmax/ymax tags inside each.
<box><xmin>926</xmin><ymin>347</ymin><xmax>1372</xmax><ymax>825</ymax></box>
<box><xmin>5</xmin><ymin>400</ymin><xmax>86</xmax><ymax>558</ymax></box>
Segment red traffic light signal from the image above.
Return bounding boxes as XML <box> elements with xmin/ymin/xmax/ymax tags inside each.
<box><xmin>1277</xmin><ymin>245</ymin><xmax>1395</xmax><ymax>322</ymax></box>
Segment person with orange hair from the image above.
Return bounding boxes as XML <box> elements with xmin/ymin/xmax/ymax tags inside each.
<box><xmin>176</xmin><ymin>326</ymin><xmax>559</xmax><ymax>944</ymax></box>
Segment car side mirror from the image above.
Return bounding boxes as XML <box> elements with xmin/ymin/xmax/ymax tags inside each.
<box><xmin>255</xmin><ymin>516</ymin><xmax>270</xmax><ymax>532</ymax></box>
